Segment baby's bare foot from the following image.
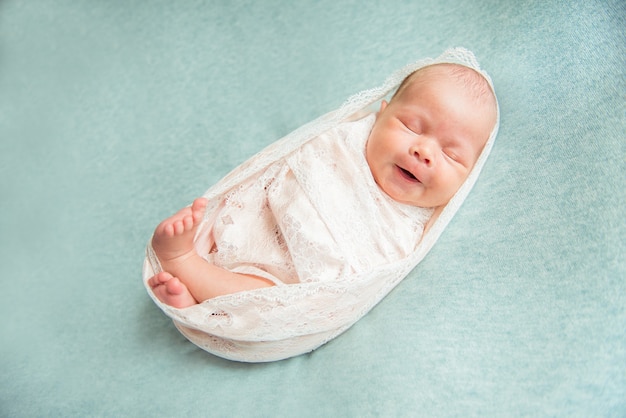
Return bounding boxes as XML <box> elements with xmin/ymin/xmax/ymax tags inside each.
<box><xmin>152</xmin><ymin>198</ymin><xmax>208</xmax><ymax>268</ymax></box>
<box><xmin>148</xmin><ymin>272</ymin><xmax>198</xmax><ymax>308</ymax></box>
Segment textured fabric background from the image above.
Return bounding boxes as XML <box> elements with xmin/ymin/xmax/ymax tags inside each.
<box><xmin>1</xmin><ymin>1</ymin><xmax>624</xmax><ymax>416</ymax></box>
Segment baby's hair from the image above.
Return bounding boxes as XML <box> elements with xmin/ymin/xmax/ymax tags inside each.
<box><xmin>392</xmin><ymin>63</ymin><xmax>495</xmax><ymax>106</ymax></box>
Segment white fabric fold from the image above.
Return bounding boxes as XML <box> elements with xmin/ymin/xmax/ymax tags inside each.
<box><xmin>143</xmin><ymin>47</ymin><xmax>500</xmax><ymax>362</ymax></box>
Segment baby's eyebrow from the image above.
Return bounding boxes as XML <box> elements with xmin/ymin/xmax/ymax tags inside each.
<box><xmin>444</xmin><ymin>135</ymin><xmax>466</xmax><ymax>148</ymax></box>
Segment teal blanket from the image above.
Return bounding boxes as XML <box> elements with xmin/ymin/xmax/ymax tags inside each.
<box><xmin>1</xmin><ymin>0</ymin><xmax>624</xmax><ymax>416</ymax></box>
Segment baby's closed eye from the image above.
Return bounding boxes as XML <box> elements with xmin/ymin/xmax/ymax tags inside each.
<box><xmin>443</xmin><ymin>148</ymin><xmax>464</xmax><ymax>164</ymax></box>
<box><xmin>401</xmin><ymin>119</ymin><xmax>422</xmax><ymax>135</ymax></box>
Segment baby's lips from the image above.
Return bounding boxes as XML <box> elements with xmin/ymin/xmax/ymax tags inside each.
<box><xmin>398</xmin><ymin>165</ymin><xmax>422</xmax><ymax>183</ymax></box>
<box><xmin>404</xmin><ymin>163</ymin><xmax>424</xmax><ymax>184</ymax></box>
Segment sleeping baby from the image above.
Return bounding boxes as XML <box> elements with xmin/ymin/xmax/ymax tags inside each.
<box><xmin>144</xmin><ymin>48</ymin><xmax>499</xmax><ymax>362</ymax></box>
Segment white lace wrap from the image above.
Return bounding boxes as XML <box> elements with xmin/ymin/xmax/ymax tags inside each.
<box><xmin>143</xmin><ymin>47</ymin><xmax>500</xmax><ymax>362</ymax></box>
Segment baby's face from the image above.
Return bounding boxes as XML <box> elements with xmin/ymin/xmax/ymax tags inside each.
<box><xmin>366</xmin><ymin>66</ymin><xmax>496</xmax><ymax>208</ymax></box>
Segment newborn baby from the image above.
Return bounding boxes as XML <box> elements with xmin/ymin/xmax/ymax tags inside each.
<box><xmin>143</xmin><ymin>48</ymin><xmax>499</xmax><ymax>361</ymax></box>
<box><xmin>149</xmin><ymin>63</ymin><xmax>497</xmax><ymax>307</ymax></box>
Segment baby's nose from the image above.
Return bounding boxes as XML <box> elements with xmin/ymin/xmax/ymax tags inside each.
<box><xmin>411</xmin><ymin>141</ymin><xmax>435</xmax><ymax>166</ymax></box>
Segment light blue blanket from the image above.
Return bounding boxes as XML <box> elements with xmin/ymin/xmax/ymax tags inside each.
<box><xmin>1</xmin><ymin>0</ymin><xmax>624</xmax><ymax>416</ymax></box>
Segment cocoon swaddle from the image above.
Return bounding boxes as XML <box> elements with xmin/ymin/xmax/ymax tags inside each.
<box><xmin>143</xmin><ymin>47</ymin><xmax>500</xmax><ymax>362</ymax></box>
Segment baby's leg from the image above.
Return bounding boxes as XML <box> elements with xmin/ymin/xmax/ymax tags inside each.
<box><xmin>151</xmin><ymin>198</ymin><xmax>275</xmax><ymax>305</ymax></box>
<box><xmin>148</xmin><ymin>272</ymin><xmax>197</xmax><ymax>308</ymax></box>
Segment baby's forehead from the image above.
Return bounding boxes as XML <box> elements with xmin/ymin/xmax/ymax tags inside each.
<box><xmin>406</xmin><ymin>64</ymin><xmax>492</xmax><ymax>97</ymax></box>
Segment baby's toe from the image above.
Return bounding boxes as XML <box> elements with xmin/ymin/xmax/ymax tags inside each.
<box><xmin>148</xmin><ymin>272</ymin><xmax>172</xmax><ymax>287</ymax></box>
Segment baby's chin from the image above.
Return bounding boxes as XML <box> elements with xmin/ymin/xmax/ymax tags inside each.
<box><xmin>405</xmin><ymin>195</ymin><xmax>455</xmax><ymax>209</ymax></box>
<box><xmin>417</xmin><ymin>183</ymin><xmax>468</xmax><ymax>208</ymax></box>
<box><xmin>388</xmin><ymin>193</ymin><xmax>443</xmax><ymax>209</ymax></box>
<box><xmin>377</xmin><ymin>177</ymin><xmax>455</xmax><ymax>208</ymax></box>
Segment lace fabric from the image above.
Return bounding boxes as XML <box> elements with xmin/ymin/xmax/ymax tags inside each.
<box><xmin>143</xmin><ymin>47</ymin><xmax>500</xmax><ymax>362</ymax></box>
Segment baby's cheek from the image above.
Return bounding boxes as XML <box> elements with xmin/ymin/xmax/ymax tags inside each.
<box><xmin>441</xmin><ymin>174</ymin><xmax>465</xmax><ymax>199</ymax></box>
<box><xmin>452</xmin><ymin>175</ymin><xmax>468</xmax><ymax>195</ymax></box>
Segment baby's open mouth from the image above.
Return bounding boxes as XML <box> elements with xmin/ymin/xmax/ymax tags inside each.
<box><xmin>399</xmin><ymin>166</ymin><xmax>420</xmax><ymax>182</ymax></box>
